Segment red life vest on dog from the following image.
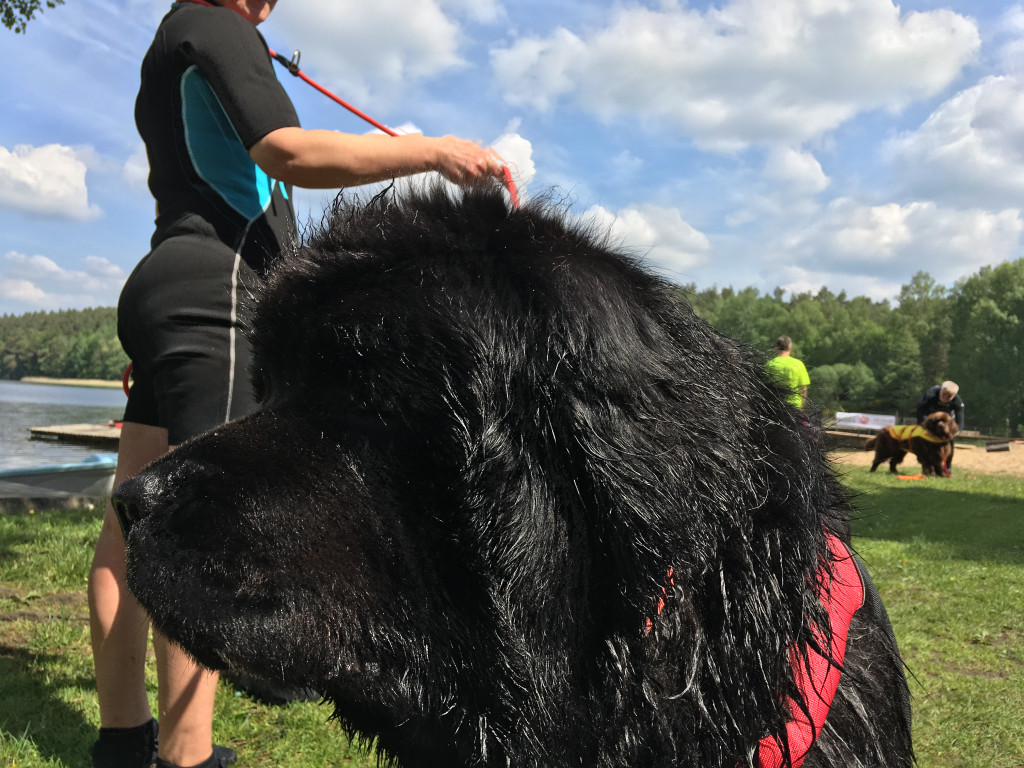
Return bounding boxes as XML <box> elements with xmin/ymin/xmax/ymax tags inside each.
<box><xmin>755</xmin><ymin>534</ymin><xmax>864</xmax><ymax>768</ymax></box>
<box><xmin>648</xmin><ymin>534</ymin><xmax>864</xmax><ymax>767</ymax></box>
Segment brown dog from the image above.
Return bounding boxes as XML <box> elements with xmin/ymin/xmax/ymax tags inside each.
<box><xmin>865</xmin><ymin>411</ymin><xmax>958</xmax><ymax>476</ymax></box>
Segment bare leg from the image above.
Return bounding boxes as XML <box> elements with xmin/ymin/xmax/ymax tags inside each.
<box><xmin>155</xmin><ymin>628</ymin><xmax>219</xmax><ymax>766</ymax></box>
<box><xmin>89</xmin><ymin>424</ymin><xmax>220</xmax><ymax>767</ymax></box>
<box><xmin>89</xmin><ymin>422</ymin><xmax>169</xmax><ymax>728</ymax></box>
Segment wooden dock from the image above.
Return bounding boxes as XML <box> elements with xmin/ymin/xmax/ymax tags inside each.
<box><xmin>30</xmin><ymin>423</ymin><xmax>121</xmax><ymax>446</ymax></box>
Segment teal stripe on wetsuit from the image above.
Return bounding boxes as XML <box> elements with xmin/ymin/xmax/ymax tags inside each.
<box><xmin>180</xmin><ymin>66</ymin><xmax>289</xmax><ymax>222</ymax></box>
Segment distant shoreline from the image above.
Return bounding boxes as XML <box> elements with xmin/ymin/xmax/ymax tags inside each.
<box><xmin>19</xmin><ymin>377</ymin><xmax>123</xmax><ymax>389</ymax></box>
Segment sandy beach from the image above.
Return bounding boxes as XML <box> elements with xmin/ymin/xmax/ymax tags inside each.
<box><xmin>19</xmin><ymin>377</ymin><xmax>123</xmax><ymax>389</ymax></box>
<box><xmin>832</xmin><ymin>441</ymin><xmax>1023</xmax><ymax>478</ymax></box>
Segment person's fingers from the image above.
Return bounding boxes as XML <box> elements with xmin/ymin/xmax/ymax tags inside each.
<box><xmin>480</xmin><ymin>147</ymin><xmax>507</xmax><ymax>178</ymax></box>
<box><xmin>436</xmin><ymin>137</ymin><xmax>508</xmax><ymax>186</ymax></box>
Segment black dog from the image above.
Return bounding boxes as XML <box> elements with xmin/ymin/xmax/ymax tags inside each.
<box><xmin>115</xmin><ymin>186</ymin><xmax>913</xmax><ymax>767</ymax></box>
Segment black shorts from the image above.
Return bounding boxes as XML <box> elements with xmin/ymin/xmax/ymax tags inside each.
<box><xmin>118</xmin><ymin>233</ymin><xmax>261</xmax><ymax>445</ymax></box>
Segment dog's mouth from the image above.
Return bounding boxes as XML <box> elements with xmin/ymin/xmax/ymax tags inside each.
<box><xmin>125</xmin><ymin>514</ymin><xmax>388</xmax><ymax>690</ymax></box>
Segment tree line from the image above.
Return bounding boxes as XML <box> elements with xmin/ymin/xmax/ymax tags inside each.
<box><xmin>685</xmin><ymin>259</ymin><xmax>1023</xmax><ymax>436</ymax></box>
<box><xmin>0</xmin><ymin>306</ymin><xmax>128</xmax><ymax>381</ymax></box>
<box><xmin>1</xmin><ymin>258</ymin><xmax>1020</xmax><ymax>434</ymax></box>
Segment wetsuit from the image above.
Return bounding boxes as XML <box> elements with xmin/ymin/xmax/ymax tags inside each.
<box><xmin>119</xmin><ymin>2</ymin><xmax>300</xmax><ymax>444</ymax></box>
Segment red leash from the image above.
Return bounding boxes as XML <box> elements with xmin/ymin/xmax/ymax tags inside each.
<box><xmin>267</xmin><ymin>49</ymin><xmax>398</xmax><ymax>137</ymax></box>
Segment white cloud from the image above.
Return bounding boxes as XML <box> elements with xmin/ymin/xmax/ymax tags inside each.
<box><xmin>0</xmin><ymin>279</ymin><xmax>52</xmax><ymax>307</ymax></box>
<box><xmin>492</xmin><ymin>132</ymin><xmax>536</xmax><ymax>194</ymax></box>
<box><xmin>492</xmin><ymin>0</ymin><xmax>979</xmax><ymax>151</ymax></box>
<box><xmin>268</xmin><ymin>0</ymin><xmax>470</xmax><ymax>105</ymax></box>
<box><xmin>122</xmin><ymin>143</ymin><xmax>149</xmax><ymax>190</ymax></box>
<box><xmin>774</xmin><ymin>267</ymin><xmax>905</xmax><ymax>303</ymax></box>
<box><xmin>1</xmin><ymin>251</ymin><xmax>126</xmax><ymax>310</ymax></box>
<box><xmin>0</xmin><ymin>144</ymin><xmax>101</xmax><ymax>220</ymax></box>
<box><xmin>775</xmin><ymin>198</ymin><xmax>1024</xmax><ymax>292</ymax></box>
<box><xmin>764</xmin><ymin>147</ymin><xmax>829</xmax><ymax>195</ymax></box>
<box><xmin>610</xmin><ymin>150</ymin><xmax>644</xmax><ymax>182</ymax></box>
<box><xmin>885</xmin><ymin>75</ymin><xmax>1024</xmax><ymax>209</ymax></box>
<box><xmin>583</xmin><ymin>203</ymin><xmax>711</xmax><ymax>275</ymax></box>
<box><xmin>995</xmin><ymin>6</ymin><xmax>1024</xmax><ymax>75</ymax></box>
<box><xmin>436</xmin><ymin>0</ymin><xmax>503</xmax><ymax>24</ymax></box>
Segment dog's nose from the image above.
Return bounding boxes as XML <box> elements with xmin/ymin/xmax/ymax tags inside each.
<box><xmin>112</xmin><ymin>474</ymin><xmax>160</xmax><ymax>539</ymax></box>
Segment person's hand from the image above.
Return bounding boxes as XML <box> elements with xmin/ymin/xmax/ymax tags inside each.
<box><xmin>432</xmin><ymin>136</ymin><xmax>506</xmax><ymax>186</ymax></box>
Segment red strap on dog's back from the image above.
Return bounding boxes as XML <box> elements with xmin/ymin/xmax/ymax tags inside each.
<box><xmin>756</xmin><ymin>534</ymin><xmax>864</xmax><ymax>768</ymax></box>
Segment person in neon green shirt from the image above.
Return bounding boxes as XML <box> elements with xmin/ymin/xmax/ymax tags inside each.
<box><xmin>766</xmin><ymin>335</ymin><xmax>810</xmax><ymax>409</ymax></box>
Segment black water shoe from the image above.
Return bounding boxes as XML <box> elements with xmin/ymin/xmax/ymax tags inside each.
<box><xmin>90</xmin><ymin>718</ymin><xmax>159</xmax><ymax>768</ymax></box>
<box><xmin>155</xmin><ymin>745</ymin><xmax>236</xmax><ymax>768</ymax></box>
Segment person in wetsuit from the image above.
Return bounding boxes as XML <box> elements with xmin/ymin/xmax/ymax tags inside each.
<box><xmin>87</xmin><ymin>2</ymin><xmax>509</xmax><ymax>768</ymax></box>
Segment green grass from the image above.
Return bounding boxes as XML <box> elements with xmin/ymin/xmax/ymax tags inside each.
<box><xmin>841</xmin><ymin>468</ymin><xmax>1024</xmax><ymax>767</ymax></box>
<box><xmin>0</xmin><ymin>510</ymin><xmax>374</xmax><ymax>768</ymax></box>
<box><xmin>2</xmin><ymin>471</ymin><xmax>1023</xmax><ymax>767</ymax></box>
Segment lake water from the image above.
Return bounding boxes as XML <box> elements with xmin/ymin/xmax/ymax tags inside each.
<box><xmin>0</xmin><ymin>380</ymin><xmax>125</xmax><ymax>470</ymax></box>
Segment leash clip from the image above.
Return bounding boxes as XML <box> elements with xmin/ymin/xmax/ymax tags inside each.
<box><xmin>272</xmin><ymin>49</ymin><xmax>302</xmax><ymax>76</ymax></box>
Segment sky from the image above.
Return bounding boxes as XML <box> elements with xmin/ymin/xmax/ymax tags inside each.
<box><xmin>1</xmin><ymin>0</ymin><xmax>1022</xmax><ymax>315</ymax></box>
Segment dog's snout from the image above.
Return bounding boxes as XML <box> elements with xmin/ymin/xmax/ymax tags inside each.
<box><xmin>112</xmin><ymin>475</ymin><xmax>159</xmax><ymax>539</ymax></box>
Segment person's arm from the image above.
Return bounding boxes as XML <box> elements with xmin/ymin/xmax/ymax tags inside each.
<box><xmin>798</xmin><ymin>361</ymin><xmax>810</xmax><ymax>408</ymax></box>
<box><xmin>954</xmin><ymin>399</ymin><xmax>965</xmax><ymax>431</ymax></box>
<box><xmin>249</xmin><ymin>127</ymin><xmax>504</xmax><ymax>189</ymax></box>
<box><xmin>915</xmin><ymin>389</ymin><xmax>931</xmax><ymax>424</ymax></box>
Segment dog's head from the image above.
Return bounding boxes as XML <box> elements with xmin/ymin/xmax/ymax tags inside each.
<box><xmin>116</xmin><ymin>186</ymin><xmax>839</xmax><ymax>765</ymax></box>
<box><xmin>923</xmin><ymin>410</ymin><xmax>958</xmax><ymax>440</ymax></box>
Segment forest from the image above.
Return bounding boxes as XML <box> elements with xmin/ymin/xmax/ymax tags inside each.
<box><xmin>1</xmin><ymin>258</ymin><xmax>1021</xmax><ymax>435</ymax></box>
<box><xmin>684</xmin><ymin>259</ymin><xmax>1023</xmax><ymax>436</ymax></box>
<box><xmin>0</xmin><ymin>306</ymin><xmax>127</xmax><ymax>382</ymax></box>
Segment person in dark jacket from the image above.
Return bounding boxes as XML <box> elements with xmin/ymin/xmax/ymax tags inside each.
<box><xmin>916</xmin><ymin>380</ymin><xmax>964</xmax><ymax>472</ymax></box>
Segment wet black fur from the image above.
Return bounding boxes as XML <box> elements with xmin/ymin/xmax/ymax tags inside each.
<box><xmin>117</xmin><ymin>186</ymin><xmax>913</xmax><ymax>767</ymax></box>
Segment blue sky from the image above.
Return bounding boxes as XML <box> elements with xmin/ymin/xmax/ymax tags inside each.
<box><xmin>2</xmin><ymin>0</ymin><xmax>1022</xmax><ymax>315</ymax></box>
